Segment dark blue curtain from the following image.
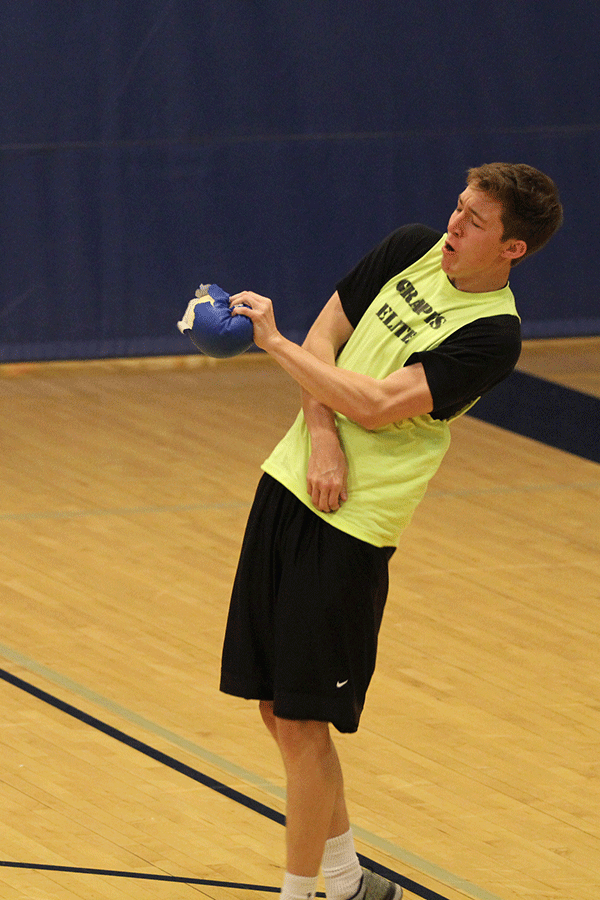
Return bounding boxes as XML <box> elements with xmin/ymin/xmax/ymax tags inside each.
<box><xmin>1</xmin><ymin>0</ymin><xmax>598</xmax><ymax>362</ymax></box>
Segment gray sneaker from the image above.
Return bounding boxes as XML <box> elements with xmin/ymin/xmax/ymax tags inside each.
<box><xmin>355</xmin><ymin>868</ymin><xmax>403</xmax><ymax>900</ymax></box>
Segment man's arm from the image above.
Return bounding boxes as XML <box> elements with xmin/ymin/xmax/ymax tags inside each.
<box><xmin>230</xmin><ymin>290</ymin><xmax>435</xmax><ymax>430</ymax></box>
<box><xmin>301</xmin><ymin>292</ymin><xmax>354</xmax><ymax>512</ymax></box>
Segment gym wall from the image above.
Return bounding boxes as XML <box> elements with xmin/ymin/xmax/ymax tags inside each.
<box><xmin>1</xmin><ymin>1</ymin><xmax>598</xmax><ymax>362</ymax></box>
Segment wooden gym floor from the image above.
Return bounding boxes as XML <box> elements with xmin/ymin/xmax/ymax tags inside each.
<box><xmin>0</xmin><ymin>338</ymin><xmax>598</xmax><ymax>900</ymax></box>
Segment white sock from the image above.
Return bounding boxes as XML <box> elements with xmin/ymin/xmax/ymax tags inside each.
<box><xmin>321</xmin><ymin>829</ymin><xmax>363</xmax><ymax>900</ymax></box>
<box><xmin>281</xmin><ymin>871</ymin><xmax>319</xmax><ymax>900</ymax></box>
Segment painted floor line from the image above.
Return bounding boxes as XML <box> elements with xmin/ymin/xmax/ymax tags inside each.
<box><xmin>0</xmin><ymin>641</ymin><xmax>284</xmax><ymax>799</ymax></box>
<box><xmin>0</xmin><ymin>641</ymin><xmax>505</xmax><ymax>900</ymax></box>
<box><xmin>1</xmin><ymin>478</ymin><xmax>598</xmax><ymax>523</ymax></box>
<box><xmin>0</xmin><ymin>500</ymin><xmax>248</xmax><ymax>522</ymax></box>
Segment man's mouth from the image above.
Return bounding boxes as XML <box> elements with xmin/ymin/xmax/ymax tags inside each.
<box><xmin>444</xmin><ymin>240</ymin><xmax>456</xmax><ymax>254</ymax></box>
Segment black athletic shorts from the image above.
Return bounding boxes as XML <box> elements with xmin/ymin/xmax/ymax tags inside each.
<box><xmin>220</xmin><ymin>473</ymin><xmax>395</xmax><ymax>733</ymax></box>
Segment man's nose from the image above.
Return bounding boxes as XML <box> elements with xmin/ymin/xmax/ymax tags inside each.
<box><xmin>449</xmin><ymin>212</ymin><xmax>463</xmax><ymax>235</ymax></box>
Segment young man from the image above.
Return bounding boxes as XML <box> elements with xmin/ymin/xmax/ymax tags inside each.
<box><xmin>220</xmin><ymin>163</ymin><xmax>563</xmax><ymax>900</ymax></box>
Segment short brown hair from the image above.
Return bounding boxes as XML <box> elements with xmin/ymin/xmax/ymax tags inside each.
<box><xmin>467</xmin><ymin>162</ymin><xmax>563</xmax><ymax>265</ymax></box>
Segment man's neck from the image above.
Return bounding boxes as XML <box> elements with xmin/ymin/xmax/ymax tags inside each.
<box><xmin>448</xmin><ymin>271</ymin><xmax>510</xmax><ymax>293</ymax></box>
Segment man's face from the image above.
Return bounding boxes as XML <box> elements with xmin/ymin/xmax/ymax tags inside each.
<box><xmin>441</xmin><ymin>184</ymin><xmax>521</xmax><ymax>291</ymax></box>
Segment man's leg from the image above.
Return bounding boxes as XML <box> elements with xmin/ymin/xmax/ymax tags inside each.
<box><xmin>275</xmin><ymin>716</ymin><xmax>349</xmax><ymax>876</ymax></box>
<box><xmin>260</xmin><ymin>700</ymin><xmax>361</xmax><ymax>900</ymax></box>
<box><xmin>259</xmin><ymin>702</ymin><xmax>402</xmax><ymax>900</ymax></box>
<box><xmin>261</xmin><ymin>701</ymin><xmax>350</xmax><ymax>872</ymax></box>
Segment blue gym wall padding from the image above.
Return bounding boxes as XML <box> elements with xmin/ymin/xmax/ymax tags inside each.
<box><xmin>1</xmin><ymin>1</ymin><xmax>598</xmax><ymax>362</ymax></box>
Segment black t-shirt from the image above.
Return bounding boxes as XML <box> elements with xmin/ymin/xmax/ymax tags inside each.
<box><xmin>336</xmin><ymin>224</ymin><xmax>521</xmax><ymax>420</ymax></box>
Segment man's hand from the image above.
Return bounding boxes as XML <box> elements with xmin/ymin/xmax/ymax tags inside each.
<box><xmin>306</xmin><ymin>433</ymin><xmax>349</xmax><ymax>513</ymax></box>
<box><xmin>229</xmin><ymin>291</ymin><xmax>280</xmax><ymax>351</ymax></box>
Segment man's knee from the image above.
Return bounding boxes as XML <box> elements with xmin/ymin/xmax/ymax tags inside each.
<box><xmin>274</xmin><ymin>716</ymin><xmax>332</xmax><ymax>765</ymax></box>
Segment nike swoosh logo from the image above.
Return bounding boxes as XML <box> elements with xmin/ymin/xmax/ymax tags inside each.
<box><xmin>336</xmin><ymin>680</ymin><xmax>348</xmax><ymax>688</ymax></box>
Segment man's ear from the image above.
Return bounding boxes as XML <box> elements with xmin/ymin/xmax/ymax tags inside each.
<box><xmin>502</xmin><ymin>239</ymin><xmax>527</xmax><ymax>262</ymax></box>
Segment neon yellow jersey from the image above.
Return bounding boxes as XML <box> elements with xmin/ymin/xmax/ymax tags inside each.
<box><xmin>262</xmin><ymin>235</ymin><xmax>519</xmax><ymax>547</ymax></box>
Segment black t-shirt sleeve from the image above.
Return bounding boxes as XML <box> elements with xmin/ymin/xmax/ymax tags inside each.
<box><xmin>336</xmin><ymin>224</ymin><xmax>443</xmax><ymax>327</ymax></box>
<box><xmin>407</xmin><ymin>315</ymin><xmax>522</xmax><ymax>420</ymax></box>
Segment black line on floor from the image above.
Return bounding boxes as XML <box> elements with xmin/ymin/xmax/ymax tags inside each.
<box><xmin>0</xmin><ymin>666</ymin><xmax>284</xmax><ymax>826</ymax></box>
<box><xmin>468</xmin><ymin>370</ymin><xmax>600</xmax><ymax>465</ymax></box>
<box><xmin>0</xmin><ymin>667</ymin><xmax>452</xmax><ymax>900</ymax></box>
<box><xmin>0</xmin><ymin>861</ymin><xmax>282</xmax><ymax>891</ymax></box>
